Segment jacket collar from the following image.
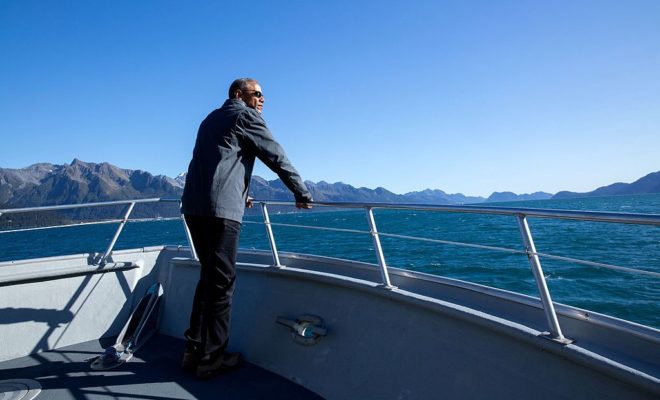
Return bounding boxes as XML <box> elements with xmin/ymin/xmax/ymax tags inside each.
<box><xmin>224</xmin><ymin>98</ymin><xmax>246</xmax><ymax>108</ymax></box>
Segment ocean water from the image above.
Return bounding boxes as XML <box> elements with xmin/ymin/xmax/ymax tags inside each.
<box><xmin>1</xmin><ymin>194</ymin><xmax>658</xmax><ymax>328</ymax></box>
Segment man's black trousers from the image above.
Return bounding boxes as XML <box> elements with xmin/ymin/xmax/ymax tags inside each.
<box><xmin>183</xmin><ymin>215</ymin><xmax>242</xmax><ymax>358</ymax></box>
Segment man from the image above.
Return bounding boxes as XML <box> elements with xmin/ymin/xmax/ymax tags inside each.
<box><xmin>181</xmin><ymin>78</ymin><xmax>313</xmax><ymax>379</ymax></box>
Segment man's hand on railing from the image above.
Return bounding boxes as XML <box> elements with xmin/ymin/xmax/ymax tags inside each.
<box><xmin>246</xmin><ymin>196</ymin><xmax>254</xmax><ymax>208</ymax></box>
<box><xmin>296</xmin><ymin>201</ymin><xmax>313</xmax><ymax>209</ymax></box>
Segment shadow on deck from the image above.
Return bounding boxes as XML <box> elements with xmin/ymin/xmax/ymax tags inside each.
<box><xmin>0</xmin><ymin>334</ymin><xmax>324</xmax><ymax>399</ymax></box>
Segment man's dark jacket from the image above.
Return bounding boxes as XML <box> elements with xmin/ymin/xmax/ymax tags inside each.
<box><xmin>181</xmin><ymin>99</ymin><xmax>312</xmax><ymax>222</ymax></box>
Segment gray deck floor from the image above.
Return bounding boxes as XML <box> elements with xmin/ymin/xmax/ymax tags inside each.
<box><xmin>0</xmin><ymin>334</ymin><xmax>324</xmax><ymax>399</ymax></box>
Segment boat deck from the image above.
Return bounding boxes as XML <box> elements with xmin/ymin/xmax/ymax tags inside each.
<box><xmin>0</xmin><ymin>334</ymin><xmax>323</xmax><ymax>399</ymax></box>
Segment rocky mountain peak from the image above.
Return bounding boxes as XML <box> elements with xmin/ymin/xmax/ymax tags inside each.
<box><xmin>0</xmin><ymin>160</ymin><xmax>183</xmax><ymax>207</ymax></box>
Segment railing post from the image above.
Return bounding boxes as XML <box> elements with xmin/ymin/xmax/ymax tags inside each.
<box><xmin>365</xmin><ymin>207</ymin><xmax>395</xmax><ymax>289</ymax></box>
<box><xmin>180</xmin><ymin>206</ymin><xmax>198</xmax><ymax>261</ymax></box>
<box><xmin>516</xmin><ymin>214</ymin><xmax>570</xmax><ymax>343</ymax></box>
<box><xmin>99</xmin><ymin>202</ymin><xmax>136</xmax><ymax>265</ymax></box>
<box><xmin>261</xmin><ymin>203</ymin><xmax>282</xmax><ymax>267</ymax></box>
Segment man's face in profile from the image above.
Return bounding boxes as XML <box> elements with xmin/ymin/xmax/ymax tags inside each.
<box><xmin>239</xmin><ymin>82</ymin><xmax>265</xmax><ymax>113</ymax></box>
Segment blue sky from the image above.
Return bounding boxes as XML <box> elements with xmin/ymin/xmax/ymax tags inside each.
<box><xmin>1</xmin><ymin>1</ymin><xmax>658</xmax><ymax>197</ymax></box>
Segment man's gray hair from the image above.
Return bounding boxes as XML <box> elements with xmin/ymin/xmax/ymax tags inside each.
<box><xmin>228</xmin><ymin>78</ymin><xmax>256</xmax><ymax>99</ymax></box>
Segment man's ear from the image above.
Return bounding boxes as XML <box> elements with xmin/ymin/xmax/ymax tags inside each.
<box><xmin>234</xmin><ymin>90</ymin><xmax>242</xmax><ymax>99</ymax></box>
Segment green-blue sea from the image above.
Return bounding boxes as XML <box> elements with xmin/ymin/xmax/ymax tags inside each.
<box><xmin>1</xmin><ymin>194</ymin><xmax>658</xmax><ymax>328</ymax></box>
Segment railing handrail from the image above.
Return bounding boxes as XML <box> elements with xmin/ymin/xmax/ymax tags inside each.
<box><xmin>257</xmin><ymin>200</ymin><xmax>660</xmax><ymax>226</ymax></box>
<box><xmin>1</xmin><ymin>197</ymin><xmax>658</xmax><ymax>341</ymax></box>
<box><xmin>0</xmin><ymin>197</ymin><xmax>185</xmax><ymax>266</ymax></box>
<box><xmin>241</xmin><ymin>219</ymin><xmax>660</xmax><ymax>279</ymax></box>
<box><xmin>3</xmin><ymin>198</ymin><xmax>656</xmax><ymax>276</ymax></box>
<box><xmin>2</xmin><ymin>198</ymin><xmax>659</xmax><ymax>226</ymax></box>
<box><xmin>0</xmin><ymin>197</ymin><xmax>181</xmax><ymax>215</ymax></box>
<box><xmin>251</xmin><ymin>199</ymin><xmax>659</xmax><ymax>343</ymax></box>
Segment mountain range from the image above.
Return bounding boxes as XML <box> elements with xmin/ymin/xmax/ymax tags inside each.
<box><xmin>0</xmin><ymin>159</ymin><xmax>183</xmax><ymax>207</ymax></box>
<box><xmin>0</xmin><ymin>160</ymin><xmax>658</xmax><ymax>211</ymax></box>
<box><xmin>553</xmin><ymin>171</ymin><xmax>660</xmax><ymax>199</ymax></box>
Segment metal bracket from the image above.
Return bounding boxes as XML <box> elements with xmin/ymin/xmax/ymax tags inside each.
<box><xmin>276</xmin><ymin>314</ymin><xmax>327</xmax><ymax>346</ymax></box>
<box><xmin>377</xmin><ymin>283</ymin><xmax>398</xmax><ymax>290</ymax></box>
<box><xmin>539</xmin><ymin>331</ymin><xmax>574</xmax><ymax>345</ymax></box>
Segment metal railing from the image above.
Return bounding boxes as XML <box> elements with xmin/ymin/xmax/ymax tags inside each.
<box><xmin>249</xmin><ymin>200</ymin><xmax>660</xmax><ymax>344</ymax></box>
<box><xmin>1</xmin><ymin>198</ymin><xmax>659</xmax><ymax>343</ymax></box>
<box><xmin>0</xmin><ymin>198</ymin><xmax>184</xmax><ymax>265</ymax></box>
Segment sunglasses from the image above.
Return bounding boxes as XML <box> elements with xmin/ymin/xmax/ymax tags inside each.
<box><xmin>244</xmin><ymin>90</ymin><xmax>263</xmax><ymax>98</ymax></box>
